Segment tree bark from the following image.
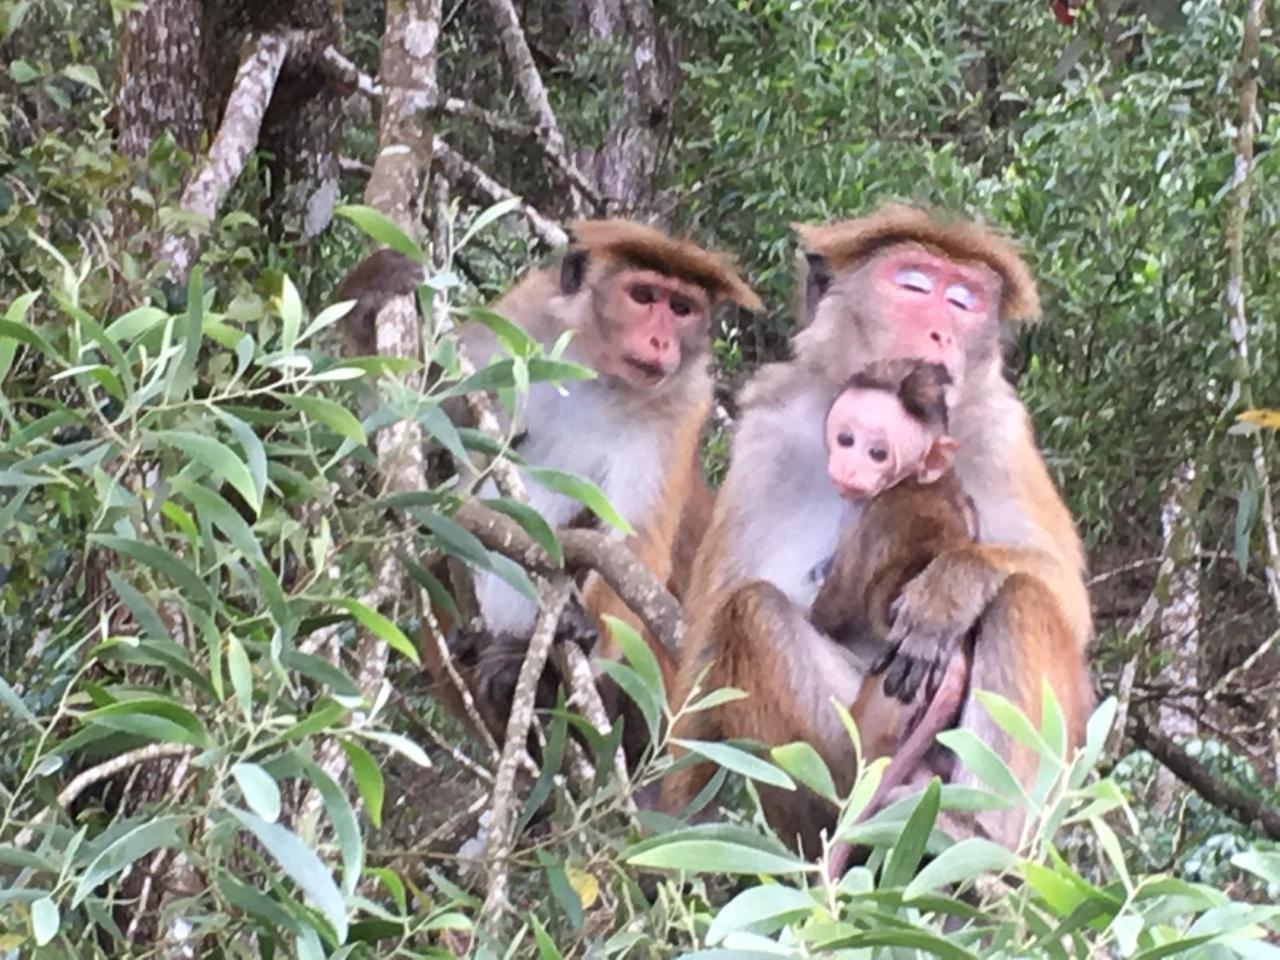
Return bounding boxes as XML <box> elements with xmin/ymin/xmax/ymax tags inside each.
<box><xmin>115</xmin><ymin>0</ymin><xmax>207</xmax><ymax>158</ymax></box>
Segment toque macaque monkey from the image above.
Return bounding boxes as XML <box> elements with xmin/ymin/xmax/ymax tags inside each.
<box><xmin>341</xmin><ymin>221</ymin><xmax>761</xmax><ymax>759</ymax></box>
<box><xmin>661</xmin><ymin>204</ymin><xmax>1095</xmax><ymax>859</ymax></box>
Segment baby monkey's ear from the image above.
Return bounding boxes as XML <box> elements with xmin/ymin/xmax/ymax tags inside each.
<box><xmin>916</xmin><ymin>435</ymin><xmax>958</xmax><ymax>485</ymax></box>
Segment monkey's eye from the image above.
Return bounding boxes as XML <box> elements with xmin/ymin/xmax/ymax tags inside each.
<box><xmin>630</xmin><ymin>284</ymin><xmax>657</xmax><ymax>305</ymax></box>
<box><xmin>836</xmin><ymin>432</ymin><xmax>855</xmax><ymax>448</ymax></box>
<box><xmin>670</xmin><ymin>296</ymin><xmax>693</xmax><ymax>317</ymax></box>
<box><xmin>945</xmin><ymin>283</ymin><xmax>976</xmax><ymax>311</ymax></box>
<box><xmin>893</xmin><ymin>268</ymin><xmax>933</xmax><ymax>294</ymax></box>
<box><xmin>869</xmin><ymin>447</ymin><xmax>889</xmax><ymax>463</ymax></box>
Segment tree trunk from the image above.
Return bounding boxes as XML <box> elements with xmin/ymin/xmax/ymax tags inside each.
<box><xmin>115</xmin><ymin>0</ymin><xmax>207</xmax><ymax>159</ymax></box>
<box><xmin>569</xmin><ymin>0</ymin><xmax>676</xmax><ymax>215</ymax></box>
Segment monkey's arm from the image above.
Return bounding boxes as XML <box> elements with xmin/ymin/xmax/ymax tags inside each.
<box><xmin>875</xmin><ymin>541</ymin><xmax>1069</xmax><ymax>702</ymax></box>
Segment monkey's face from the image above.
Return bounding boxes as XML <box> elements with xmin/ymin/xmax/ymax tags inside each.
<box><xmin>863</xmin><ymin>246</ymin><xmax>1001</xmax><ymax>396</ymax></box>
<box><xmin>591</xmin><ymin>268</ymin><xmax>710</xmax><ymax>389</ymax></box>
<box><xmin>825</xmin><ymin>388</ymin><xmax>927</xmax><ymax>499</ymax></box>
<box><xmin>825</xmin><ymin>386</ymin><xmax>958</xmax><ymax>499</ymax></box>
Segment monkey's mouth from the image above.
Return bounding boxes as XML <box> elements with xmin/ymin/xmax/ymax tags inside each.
<box><xmin>623</xmin><ymin>356</ymin><xmax>668</xmax><ymax>384</ymax></box>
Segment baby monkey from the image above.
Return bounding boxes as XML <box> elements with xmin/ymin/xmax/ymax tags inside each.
<box><xmin>809</xmin><ymin>359</ymin><xmax>979</xmax><ymax>871</ymax></box>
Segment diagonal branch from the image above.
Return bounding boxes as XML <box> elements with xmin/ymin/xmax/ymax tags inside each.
<box><xmin>455</xmin><ymin>501</ymin><xmax>684</xmax><ymax>654</ymax></box>
<box><xmin>1130</xmin><ymin>712</ymin><xmax>1280</xmax><ymax>841</ymax></box>
<box><xmin>436</xmin><ymin>138</ymin><xmax>568</xmax><ymax>247</ymax></box>
<box><xmin>482</xmin><ymin>0</ymin><xmax>597</xmax><ymax>213</ymax></box>
<box><xmin>158</xmin><ymin>32</ymin><xmax>290</xmax><ymax>279</ymax></box>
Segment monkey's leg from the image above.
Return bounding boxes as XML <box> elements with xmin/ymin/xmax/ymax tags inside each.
<box><xmin>826</xmin><ymin>650</ymin><xmax>970</xmax><ymax>879</ymax></box>
<box><xmin>947</xmin><ymin>573</ymin><xmax>1094</xmax><ymax>849</ymax></box>
<box><xmin>661</xmin><ymin>580</ymin><xmax>867</xmax><ymax>858</ymax></box>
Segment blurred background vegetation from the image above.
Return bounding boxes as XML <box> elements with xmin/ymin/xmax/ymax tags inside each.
<box><xmin>1</xmin><ymin>0</ymin><xmax>1279</xmax><ymax>955</ymax></box>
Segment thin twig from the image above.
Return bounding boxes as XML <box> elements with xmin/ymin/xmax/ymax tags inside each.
<box><xmin>481</xmin><ymin>576</ymin><xmax>573</xmax><ymax>924</ymax></box>
<box><xmin>13</xmin><ymin>744</ymin><xmax>195</xmax><ymax>848</ymax></box>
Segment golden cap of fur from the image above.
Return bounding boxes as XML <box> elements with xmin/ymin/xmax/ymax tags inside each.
<box><xmin>793</xmin><ymin>204</ymin><xmax>1041</xmax><ymax>323</ymax></box>
<box><xmin>569</xmin><ymin>218</ymin><xmax>764</xmax><ymax>313</ymax></box>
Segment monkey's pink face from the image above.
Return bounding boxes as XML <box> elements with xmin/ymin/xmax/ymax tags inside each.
<box><xmin>601</xmin><ymin>269</ymin><xmax>709</xmax><ymax>387</ymax></box>
<box><xmin>869</xmin><ymin>248</ymin><xmax>1000</xmax><ymax>389</ymax></box>
<box><xmin>825</xmin><ymin>389</ymin><xmax>927</xmax><ymax>499</ymax></box>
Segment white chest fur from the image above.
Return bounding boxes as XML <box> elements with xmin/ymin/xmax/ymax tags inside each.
<box><xmin>727</xmin><ymin>388</ymin><xmax>860</xmax><ymax>610</ymax></box>
<box><xmin>473</xmin><ymin>377</ymin><xmax>668</xmax><ymax>635</ymax></box>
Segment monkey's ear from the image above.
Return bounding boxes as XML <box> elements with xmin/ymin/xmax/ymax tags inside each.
<box><xmin>917</xmin><ymin>435</ymin><xmax>958</xmax><ymax>485</ymax></box>
<box><xmin>559</xmin><ymin>249</ymin><xmax>589</xmax><ymax>295</ymax></box>
<box><xmin>802</xmin><ymin>252</ymin><xmax>832</xmax><ymax>326</ymax></box>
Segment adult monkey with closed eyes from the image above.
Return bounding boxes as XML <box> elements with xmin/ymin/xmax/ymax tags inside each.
<box><xmin>661</xmin><ymin>204</ymin><xmax>1095</xmax><ymax>857</ymax></box>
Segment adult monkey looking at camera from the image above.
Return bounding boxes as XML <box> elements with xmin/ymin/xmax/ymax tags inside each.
<box><xmin>661</xmin><ymin>204</ymin><xmax>1094</xmax><ymax>855</ymax></box>
<box><xmin>433</xmin><ymin>220</ymin><xmax>761</xmax><ymax>760</ymax></box>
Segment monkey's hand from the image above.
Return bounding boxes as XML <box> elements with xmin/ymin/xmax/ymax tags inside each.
<box><xmin>555</xmin><ymin>595</ymin><xmax>601</xmax><ymax>653</ymax></box>
<box><xmin>873</xmin><ymin>548</ymin><xmax>1009</xmax><ymax>702</ymax></box>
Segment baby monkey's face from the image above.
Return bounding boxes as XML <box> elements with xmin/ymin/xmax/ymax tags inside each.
<box><xmin>824</xmin><ymin>386</ymin><xmax>955</xmax><ymax>500</ymax></box>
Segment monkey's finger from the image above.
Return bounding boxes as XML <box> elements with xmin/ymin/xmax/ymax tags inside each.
<box><xmin>870</xmin><ymin>642</ymin><xmax>902</xmax><ymax>675</ymax></box>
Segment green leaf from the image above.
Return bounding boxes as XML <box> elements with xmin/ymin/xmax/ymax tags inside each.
<box><xmin>595</xmin><ymin>660</ymin><xmax>660</xmax><ymax>741</ymax></box>
<box><xmin>226</xmin><ymin>806</ymin><xmax>348</xmax><ymax>943</ymax></box>
<box><xmin>525</xmin><ymin>467</ymin><xmax>634</xmax><ymax>536</ymax></box>
<box><xmin>486</xmin><ymin>551</ymin><xmax>541</xmax><ymax>604</ymax></box>
<box><xmin>232</xmin><ymin>762</ymin><xmax>282</xmax><ymax>823</ymax></box>
<box><xmin>173</xmin><ymin>478</ymin><xmax>266</xmax><ymax>563</ymax></box>
<box><xmin>105</xmin><ymin>305</ymin><xmax>167</xmax><ymax>343</ymax></box>
<box><xmin>281</xmin><ymin>700</ymin><xmax>349</xmax><ymax>741</ymax></box>
<box><xmin>769</xmin><ymin>741</ymin><xmax>837</xmax><ymax>803</ymax></box>
<box><xmin>673</xmin><ymin>739</ymin><xmax>795</xmax><ymax>790</ymax></box>
<box><xmin>0</xmin><ymin>673</ymin><xmax>39</xmax><ymax>728</ymax></box>
<box><xmin>71</xmin><ymin>815</ymin><xmax>186</xmax><ymax>906</ymax></box>
<box><xmin>89</xmin><ymin>535</ymin><xmax>214</xmax><ymax>609</ymax></box>
<box><xmin>972</xmin><ymin>690</ymin><xmax>1051</xmax><ymax>757</ymax></box>
<box><xmin>415</xmin><ymin>509</ymin><xmax>493</xmax><ymax>570</ymax></box>
<box><xmin>623</xmin><ymin>825</ymin><xmax>812</xmax><ymax>876</ymax></box>
<box><xmin>335</xmin><ymin>205</ymin><xmax>424</xmax><ymax>262</ymax></box>
<box><xmin>332</xmin><ymin>598</ymin><xmax>419</xmax><ymax>664</ymax></box>
<box><xmin>1233</xmin><ymin>850</ymin><xmax>1280</xmax><ymax>887</ymax></box>
<box><xmin>936</xmin><ymin>728</ymin><xmax>1025</xmax><ymax>800</ymax></box>
<box><xmin>82</xmin><ymin>698</ymin><xmax>208</xmax><ymax>747</ymax></box>
<box><xmin>213</xmin><ymin>409</ymin><xmax>268</xmax><ymax>507</ymax></box>
<box><xmin>355</xmin><ymin>730</ymin><xmax>432</xmax><ymax>769</ymax></box>
<box><xmin>484</xmin><ymin>497</ymin><xmax>563</xmax><ymax>566</ymax></box>
<box><xmin>706</xmin><ymin>885</ymin><xmax>817</xmax><ymax>945</ymax></box>
<box><xmin>298</xmin><ymin>759</ymin><xmax>364</xmax><ymax>898</ymax></box>
<box><xmin>529</xmin><ymin>914</ymin><xmax>563</xmax><ymax>960</ymax></box>
<box><xmin>340</xmin><ymin>739</ymin><xmax>385</xmax><ymax>829</ymax></box>
<box><xmin>418</xmin><ymin>403</ymin><xmax>471</xmax><ymax>466</ymax></box>
<box><xmin>0</xmin><ymin>318</ymin><xmax>61</xmax><ymax>364</ymax></box>
<box><xmin>280</xmin><ymin>394</ymin><xmax>367</xmax><ymax>446</ymax></box>
<box><xmin>9</xmin><ymin>58</ymin><xmax>38</xmax><ymax>83</ymax></box>
<box><xmin>881</xmin><ymin>778</ymin><xmax>941</xmax><ymax>889</ymax></box>
<box><xmin>604</xmin><ymin>616</ymin><xmax>663</xmax><ymax>697</ymax></box>
<box><xmin>152</xmin><ymin>429</ymin><xmax>260</xmax><ymax>515</ymax></box>
<box><xmin>280</xmin><ymin>650</ymin><xmax>360</xmax><ymax>698</ymax></box>
<box><xmin>464</xmin><ymin>307</ymin><xmax>538</xmax><ymax>357</ymax></box>
<box><xmin>227</xmin><ymin>634</ymin><xmax>253</xmax><ymax>720</ymax></box>
<box><xmin>686</xmin><ymin>687</ymin><xmax>748</xmax><ymax>713</ymax></box>
<box><xmin>278</xmin><ymin>275</ymin><xmax>303</xmax><ymax>354</ymax></box>
<box><xmin>903</xmin><ymin>837</ymin><xmax>1017</xmax><ymax>901</ymax></box>
<box><xmin>63</xmin><ymin>63</ymin><xmax>103</xmax><ymax>93</ymax></box>
<box><xmin>31</xmin><ymin>895</ymin><xmax>59</xmax><ymax>946</ymax></box>
<box><xmin>216</xmin><ymin>875</ymin><xmax>303</xmax><ymax>936</ymax></box>
<box><xmin>816</xmin><ymin>928</ymin><xmax>979</xmax><ymax>959</ymax></box>
<box><xmin>458</xmin><ymin>196</ymin><xmax>523</xmax><ymax>251</ymax></box>
<box><xmin>105</xmin><ymin>572</ymin><xmax>170</xmax><ymax>642</ymax></box>
<box><xmin>301</xmin><ymin>300</ymin><xmax>355</xmax><ymax>344</ymax></box>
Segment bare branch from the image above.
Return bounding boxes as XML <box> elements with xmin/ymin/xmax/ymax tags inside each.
<box><xmin>158</xmin><ymin>32</ymin><xmax>290</xmax><ymax>279</ymax></box>
<box><xmin>1130</xmin><ymin>711</ymin><xmax>1280</xmax><ymax>841</ymax></box>
<box><xmin>1224</xmin><ymin>0</ymin><xmax>1280</xmax><ymax>615</ymax></box>
<box><xmin>455</xmin><ymin>501</ymin><xmax>684</xmax><ymax>654</ymax></box>
<box><xmin>442</xmin><ymin>97</ymin><xmax>532</xmax><ymax>137</ymax></box>
<box><xmin>482</xmin><ymin>576</ymin><xmax>573</xmax><ymax>923</ymax></box>
<box><xmin>482</xmin><ymin>0</ymin><xmax>597</xmax><ymax>213</ymax></box>
<box><xmin>14</xmin><ymin>744</ymin><xmax>195</xmax><ymax>848</ymax></box>
<box><xmin>436</xmin><ymin>138</ymin><xmax>568</xmax><ymax>247</ymax></box>
<box><xmin>322</xmin><ymin>44</ymin><xmax>382</xmax><ymax>99</ymax></box>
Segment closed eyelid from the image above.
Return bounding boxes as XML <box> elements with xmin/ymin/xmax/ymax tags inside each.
<box><xmin>893</xmin><ymin>268</ymin><xmax>933</xmax><ymax>293</ymax></box>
